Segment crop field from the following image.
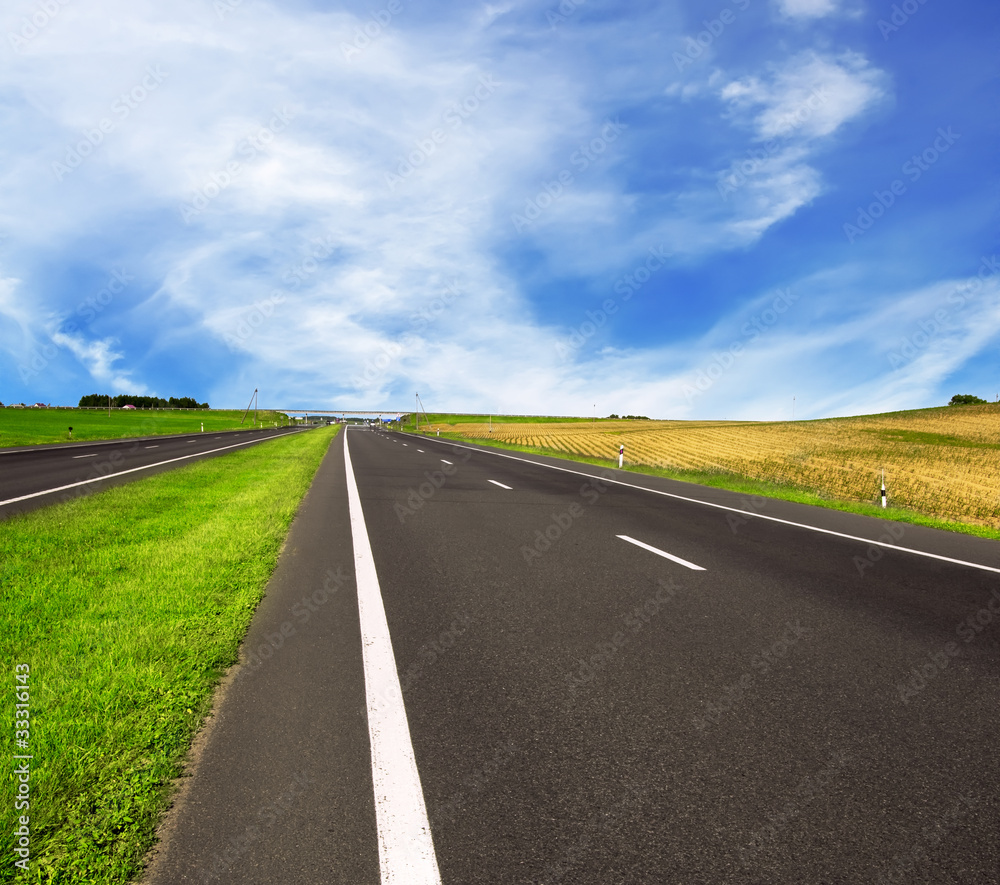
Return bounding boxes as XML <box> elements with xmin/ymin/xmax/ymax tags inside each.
<box><xmin>426</xmin><ymin>404</ymin><xmax>1000</xmax><ymax>530</ymax></box>
<box><xmin>0</xmin><ymin>408</ymin><xmax>290</xmax><ymax>448</ymax></box>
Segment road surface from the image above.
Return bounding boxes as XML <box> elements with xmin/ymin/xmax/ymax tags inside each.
<box><xmin>143</xmin><ymin>425</ymin><xmax>1000</xmax><ymax>883</ymax></box>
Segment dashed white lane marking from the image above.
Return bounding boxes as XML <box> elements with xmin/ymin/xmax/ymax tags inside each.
<box><xmin>440</xmin><ymin>460</ymin><xmax>452</xmax><ymax>465</ymax></box>
<box><xmin>72</xmin><ymin>453</ymin><xmax>98</xmax><ymax>459</ymax></box>
<box><xmin>417</xmin><ymin>449</ymin><xmax>424</xmax><ymax>453</ymax></box>
<box><xmin>409</xmin><ymin>436</ymin><xmax>1000</xmax><ymax>576</ymax></box>
<box><xmin>145</xmin><ymin>445</ymin><xmax>159</xmax><ymax>449</ymax></box>
<box><xmin>617</xmin><ymin>535</ymin><xmax>706</xmax><ymax>571</ymax></box>
<box><xmin>488</xmin><ymin>480</ymin><xmax>513</xmax><ymax>490</ymax></box>
<box><xmin>344</xmin><ymin>430</ymin><xmax>441</xmax><ymax>885</ymax></box>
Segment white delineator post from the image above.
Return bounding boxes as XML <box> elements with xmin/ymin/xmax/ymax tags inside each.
<box><xmin>881</xmin><ymin>468</ymin><xmax>887</xmax><ymax>508</ymax></box>
<box><xmin>619</xmin><ymin>444</ymin><xmax>624</xmax><ymax>469</ymax></box>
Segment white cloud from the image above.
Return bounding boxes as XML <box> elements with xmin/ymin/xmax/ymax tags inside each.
<box><xmin>721</xmin><ymin>51</ymin><xmax>887</xmax><ymax>141</ymax></box>
<box><xmin>49</xmin><ymin>331</ymin><xmax>148</xmax><ymax>394</ymax></box>
<box><xmin>774</xmin><ymin>0</ymin><xmax>840</xmax><ymax>19</ymax></box>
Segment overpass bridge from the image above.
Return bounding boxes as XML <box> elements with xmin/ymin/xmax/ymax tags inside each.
<box><xmin>278</xmin><ymin>409</ymin><xmax>411</xmax><ymax>417</ymax></box>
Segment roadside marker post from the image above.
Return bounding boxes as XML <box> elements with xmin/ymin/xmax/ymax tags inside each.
<box><xmin>619</xmin><ymin>444</ymin><xmax>624</xmax><ymax>469</ymax></box>
<box><xmin>881</xmin><ymin>468</ymin><xmax>887</xmax><ymax>508</ymax></box>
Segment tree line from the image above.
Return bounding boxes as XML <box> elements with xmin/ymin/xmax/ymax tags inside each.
<box><xmin>78</xmin><ymin>394</ymin><xmax>210</xmax><ymax>409</ymax></box>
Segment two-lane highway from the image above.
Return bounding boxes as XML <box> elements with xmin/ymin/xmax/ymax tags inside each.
<box><xmin>0</xmin><ymin>425</ymin><xmax>312</xmax><ymax>518</ymax></box>
<box><xmin>145</xmin><ymin>426</ymin><xmax>1000</xmax><ymax>884</ymax></box>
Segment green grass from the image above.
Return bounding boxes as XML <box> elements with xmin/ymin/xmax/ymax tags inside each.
<box><xmin>422</xmin><ymin>431</ymin><xmax>1000</xmax><ymax>541</ymax></box>
<box><xmin>860</xmin><ymin>428</ymin><xmax>1000</xmax><ymax>449</ymax></box>
<box><xmin>0</xmin><ymin>409</ymin><xmax>292</xmax><ymax>448</ymax></box>
<box><xmin>0</xmin><ymin>426</ymin><xmax>337</xmax><ymax>884</ymax></box>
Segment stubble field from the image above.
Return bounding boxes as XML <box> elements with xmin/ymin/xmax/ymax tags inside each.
<box><xmin>425</xmin><ymin>404</ymin><xmax>1000</xmax><ymax>530</ymax></box>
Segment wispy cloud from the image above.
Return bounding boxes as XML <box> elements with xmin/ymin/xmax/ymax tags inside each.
<box><xmin>0</xmin><ymin>1</ymin><xmax>995</xmax><ymax>419</ymax></box>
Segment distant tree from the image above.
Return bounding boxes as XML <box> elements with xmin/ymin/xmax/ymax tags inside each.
<box><xmin>948</xmin><ymin>394</ymin><xmax>987</xmax><ymax>406</ymax></box>
<box><xmin>79</xmin><ymin>393</ymin><xmax>209</xmax><ymax>409</ymax></box>
<box><xmin>607</xmin><ymin>413</ymin><xmax>619</xmax><ymax>419</ymax></box>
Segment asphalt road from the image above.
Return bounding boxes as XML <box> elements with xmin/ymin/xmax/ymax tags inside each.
<box><xmin>0</xmin><ymin>425</ymin><xmax>311</xmax><ymax>518</ymax></box>
<box><xmin>143</xmin><ymin>426</ymin><xmax>1000</xmax><ymax>884</ymax></box>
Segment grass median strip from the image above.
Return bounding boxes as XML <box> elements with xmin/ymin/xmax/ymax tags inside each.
<box><xmin>0</xmin><ymin>425</ymin><xmax>337</xmax><ymax>883</ymax></box>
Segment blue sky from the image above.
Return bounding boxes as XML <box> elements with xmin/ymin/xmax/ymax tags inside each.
<box><xmin>1</xmin><ymin>0</ymin><xmax>997</xmax><ymax>419</ymax></box>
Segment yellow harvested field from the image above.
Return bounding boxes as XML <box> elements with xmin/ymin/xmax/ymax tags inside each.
<box><xmin>429</xmin><ymin>405</ymin><xmax>1000</xmax><ymax>528</ymax></box>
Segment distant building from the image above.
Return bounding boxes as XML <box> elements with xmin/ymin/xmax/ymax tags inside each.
<box><xmin>121</xmin><ymin>404</ymin><xmax>137</xmax><ymax>410</ymax></box>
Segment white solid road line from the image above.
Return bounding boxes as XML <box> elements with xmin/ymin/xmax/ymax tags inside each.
<box><xmin>344</xmin><ymin>429</ymin><xmax>441</xmax><ymax>885</ymax></box>
<box><xmin>0</xmin><ymin>432</ymin><xmax>307</xmax><ymax>508</ymax></box>
<box><xmin>488</xmin><ymin>480</ymin><xmax>513</xmax><ymax>490</ymax></box>
<box><xmin>617</xmin><ymin>534</ymin><xmax>706</xmax><ymax>571</ymax></box>
<box><xmin>407</xmin><ymin>435</ymin><xmax>1000</xmax><ymax>576</ymax></box>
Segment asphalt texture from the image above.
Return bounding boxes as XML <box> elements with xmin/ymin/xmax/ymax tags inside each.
<box><xmin>142</xmin><ymin>426</ymin><xmax>1000</xmax><ymax>884</ymax></box>
<box><xmin>0</xmin><ymin>426</ymin><xmax>309</xmax><ymax>518</ymax></box>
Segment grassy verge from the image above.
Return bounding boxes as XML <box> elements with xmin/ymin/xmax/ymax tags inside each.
<box><xmin>0</xmin><ymin>409</ymin><xmax>292</xmax><ymax>448</ymax></box>
<box><xmin>421</xmin><ymin>431</ymin><xmax>1000</xmax><ymax>542</ymax></box>
<box><xmin>0</xmin><ymin>426</ymin><xmax>337</xmax><ymax>884</ymax></box>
